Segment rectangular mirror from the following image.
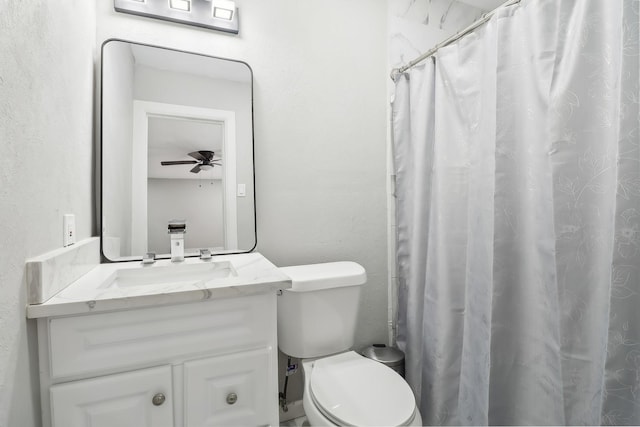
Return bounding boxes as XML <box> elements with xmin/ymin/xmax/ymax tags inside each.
<box><xmin>101</xmin><ymin>39</ymin><xmax>256</xmax><ymax>261</ymax></box>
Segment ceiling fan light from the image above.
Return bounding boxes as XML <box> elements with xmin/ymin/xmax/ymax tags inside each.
<box><xmin>200</xmin><ymin>164</ymin><xmax>214</xmax><ymax>171</ymax></box>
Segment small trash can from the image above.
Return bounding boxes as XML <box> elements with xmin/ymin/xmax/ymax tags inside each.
<box><xmin>361</xmin><ymin>344</ymin><xmax>405</xmax><ymax>378</ymax></box>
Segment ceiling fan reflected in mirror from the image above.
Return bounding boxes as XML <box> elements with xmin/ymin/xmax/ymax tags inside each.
<box><xmin>160</xmin><ymin>150</ymin><xmax>222</xmax><ymax>174</ymax></box>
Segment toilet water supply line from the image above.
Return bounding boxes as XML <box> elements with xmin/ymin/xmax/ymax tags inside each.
<box><xmin>279</xmin><ymin>356</ymin><xmax>293</xmax><ymax>412</ymax></box>
<box><xmin>389</xmin><ymin>0</ymin><xmax>522</xmax><ymax>81</ymax></box>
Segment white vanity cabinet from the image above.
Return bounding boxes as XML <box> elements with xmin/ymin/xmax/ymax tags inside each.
<box><xmin>36</xmin><ymin>292</ymin><xmax>279</xmax><ymax>427</ymax></box>
<box><xmin>50</xmin><ymin>365</ymin><xmax>174</xmax><ymax>427</ymax></box>
<box><xmin>183</xmin><ymin>348</ymin><xmax>271</xmax><ymax>426</ymax></box>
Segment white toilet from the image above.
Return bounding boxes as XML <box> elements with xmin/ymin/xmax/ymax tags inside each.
<box><xmin>278</xmin><ymin>262</ymin><xmax>422</xmax><ymax>426</ymax></box>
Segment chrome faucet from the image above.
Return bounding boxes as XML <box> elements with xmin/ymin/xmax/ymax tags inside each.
<box><xmin>142</xmin><ymin>252</ymin><xmax>156</xmax><ymax>265</ymax></box>
<box><xmin>200</xmin><ymin>248</ymin><xmax>212</xmax><ymax>260</ymax></box>
<box><xmin>168</xmin><ymin>220</ymin><xmax>186</xmax><ymax>262</ymax></box>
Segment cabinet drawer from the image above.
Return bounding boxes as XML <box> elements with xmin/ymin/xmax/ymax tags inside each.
<box><xmin>48</xmin><ymin>294</ymin><xmax>275</xmax><ymax>378</ymax></box>
<box><xmin>50</xmin><ymin>365</ymin><xmax>173</xmax><ymax>427</ymax></box>
<box><xmin>184</xmin><ymin>348</ymin><xmax>273</xmax><ymax>427</ymax></box>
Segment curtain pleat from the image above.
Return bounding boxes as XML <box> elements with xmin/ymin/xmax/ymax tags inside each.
<box><xmin>393</xmin><ymin>0</ymin><xmax>640</xmax><ymax>425</ymax></box>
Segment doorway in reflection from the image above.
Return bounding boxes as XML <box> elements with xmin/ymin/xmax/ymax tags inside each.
<box><xmin>147</xmin><ymin>116</ymin><xmax>225</xmax><ymax>254</ymax></box>
<box><xmin>101</xmin><ymin>40</ymin><xmax>255</xmax><ymax>261</ymax></box>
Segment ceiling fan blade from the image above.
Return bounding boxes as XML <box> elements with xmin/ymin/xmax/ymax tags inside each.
<box><xmin>188</xmin><ymin>150</ymin><xmax>215</xmax><ymax>162</ymax></box>
<box><xmin>190</xmin><ymin>164</ymin><xmax>202</xmax><ymax>173</ymax></box>
<box><xmin>161</xmin><ymin>160</ymin><xmax>198</xmax><ymax>166</ymax></box>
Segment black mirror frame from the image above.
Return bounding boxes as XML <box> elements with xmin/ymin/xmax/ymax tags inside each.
<box><xmin>99</xmin><ymin>38</ymin><xmax>257</xmax><ymax>262</ymax></box>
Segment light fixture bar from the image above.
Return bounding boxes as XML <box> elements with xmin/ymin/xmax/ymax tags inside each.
<box><xmin>213</xmin><ymin>7</ymin><xmax>233</xmax><ymax>20</ymax></box>
<box><xmin>114</xmin><ymin>0</ymin><xmax>239</xmax><ymax>34</ymax></box>
<box><xmin>212</xmin><ymin>0</ymin><xmax>235</xmax><ymax>20</ymax></box>
<box><xmin>169</xmin><ymin>0</ymin><xmax>191</xmax><ymax>11</ymax></box>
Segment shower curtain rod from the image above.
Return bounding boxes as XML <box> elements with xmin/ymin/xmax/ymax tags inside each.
<box><xmin>390</xmin><ymin>0</ymin><xmax>522</xmax><ymax>80</ymax></box>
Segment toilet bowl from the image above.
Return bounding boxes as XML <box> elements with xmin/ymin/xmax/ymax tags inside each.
<box><xmin>277</xmin><ymin>262</ymin><xmax>422</xmax><ymax>426</ymax></box>
<box><xmin>301</xmin><ymin>351</ymin><xmax>422</xmax><ymax>426</ymax></box>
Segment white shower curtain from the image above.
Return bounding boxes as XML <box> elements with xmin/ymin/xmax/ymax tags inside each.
<box><xmin>393</xmin><ymin>0</ymin><xmax>639</xmax><ymax>424</ymax></box>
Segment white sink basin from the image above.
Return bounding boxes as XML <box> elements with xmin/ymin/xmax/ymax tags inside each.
<box><xmin>26</xmin><ymin>252</ymin><xmax>293</xmax><ymax>319</ymax></box>
<box><xmin>103</xmin><ymin>261</ymin><xmax>236</xmax><ymax>289</ymax></box>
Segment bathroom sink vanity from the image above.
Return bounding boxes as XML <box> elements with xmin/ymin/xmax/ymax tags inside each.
<box><xmin>25</xmin><ymin>37</ymin><xmax>286</xmax><ymax>426</ymax></box>
<box><xmin>27</xmin><ymin>250</ymin><xmax>291</xmax><ymax>427</ymax></box>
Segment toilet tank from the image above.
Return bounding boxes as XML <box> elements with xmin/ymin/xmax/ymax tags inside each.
<box><xmin>277</xmin><ymin>262</ymin><xmax>366</xmax><ymax>359</ymax></box>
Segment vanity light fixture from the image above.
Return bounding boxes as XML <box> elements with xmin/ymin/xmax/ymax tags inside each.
<box><xmin>114</xmin><ymin>0</ymin><xmax>239</xmax><ymax>34</ymax></box>
<box><xmin>169</xmin><ymin>0</ymin><xmax>191</xmax><ymax>11</ymax></box>
<box><xmin>212</xmin><ymin>0</ymin><xmax>234</xmax><ymax>20</ymax></box>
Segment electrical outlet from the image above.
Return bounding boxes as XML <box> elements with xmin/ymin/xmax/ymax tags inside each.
<box><xmin>63</xmin><ymin>214</ymin><xmax>76</xmax><ymax>247</ymax></box>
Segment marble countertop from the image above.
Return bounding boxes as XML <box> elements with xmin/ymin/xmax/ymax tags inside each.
<box><xmin>27</xmin><ymin>252</ymin><xmax>291</xmax><ymax>319</ymax></box>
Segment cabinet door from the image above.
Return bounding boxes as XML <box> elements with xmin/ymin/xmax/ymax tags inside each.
<box><xmin>50</xmin><ymin>365</ymin><xmax>173</xmax><ymax>427</ymax></box>
<box><xmin>184</xmin><ymin>348</ymin><xmax>272</xmax><ymax>427</ymax></box>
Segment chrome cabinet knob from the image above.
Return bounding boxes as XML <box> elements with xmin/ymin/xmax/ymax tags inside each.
<box><xmin>152</xmin><ymin>393</ymin><xmax>166</xmax><ymax>406</ymax></box>
<box><xmin>226</xmin><ymin>392</ymin><xmax>238</xmax><ymax>405</ymax></box>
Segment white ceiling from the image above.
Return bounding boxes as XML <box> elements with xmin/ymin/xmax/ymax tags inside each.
<box><xmin>148</xmin><ymin>116</ymin><xmax>223</xmax><ymax>152</ymax></box>
<box><xmin>457</xmin><ymin>0</ymin><xmax>507</xmax><ymax>11</ymax></box>
<box><xmin>130</xmin><ymin>43</ymin><xmax>251</xmax><ymax>83</ymax></box>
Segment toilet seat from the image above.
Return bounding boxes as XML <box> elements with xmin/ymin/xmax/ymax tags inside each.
<box><xmin>309</xmin><ymin>351</ymin><xmax>417</xmax><ymax>426</ymax></box>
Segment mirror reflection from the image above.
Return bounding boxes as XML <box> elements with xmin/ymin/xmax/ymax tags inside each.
<box><xmin>101</xmin><ymin>40</ymin><xmax>255</xmax><ymax>261</ymax></box>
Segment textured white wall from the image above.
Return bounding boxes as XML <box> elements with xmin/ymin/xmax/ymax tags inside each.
<box><xmin>0</xmin><ymin>2</ymin><xmax>96</xmax><ymax>426</ymax></box>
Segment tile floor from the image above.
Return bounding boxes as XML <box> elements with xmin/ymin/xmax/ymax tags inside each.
<box><xmin>280</xmin><ymin>415</ymin><xmax>309</xmax><ymax>426</ymax></box>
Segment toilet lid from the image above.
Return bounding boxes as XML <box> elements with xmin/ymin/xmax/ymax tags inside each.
<box><xmin>310</xmin><ymin>352</ymin><xmax>416</xmax><ymax>426</ymax></box>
